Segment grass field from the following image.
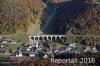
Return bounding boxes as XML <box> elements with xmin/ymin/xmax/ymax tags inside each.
<box><xmin>7</xmin><ymin>44</ymin><xmax>21</xmax><ymax>50</ymax></box>
<box><xmin>0</xmin><ymin>44</ymin><xmax>21</xmax><ymax>50</ymax></box>
<box><xmin>49</xmin><ymin>42</ymin><xmax>64</xmax><ymax>48</ymax></box>
<box><xmin>0</xmin><ymin>33</ymin><xmax>28</xmax><ymax>50</ymax></box>
<box><xmin>0</xmin><ymin>55</ymin><xmax>10</xmax><ymax>59</ymax></box>
<box><xmin>0</xmin><ymin>33</ymin><xmax>29</xmax><ymax>43</ymax></box>
<box><xmin>11</xmin><ymin>34</ymin><xmax>29</xmax><ymax>43</ymax></box>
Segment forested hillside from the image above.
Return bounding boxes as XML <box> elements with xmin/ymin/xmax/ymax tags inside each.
<box><xmin>0</xmin><ymin>0</ymin><xmax>99</xmax><ymax>38</ymax></box>
<box><xmin>53</xmin><ymin>0</ymin><xmax>100</xmax><ymax>35</ymax></box>
<box><xmin>0</xmin><ymin>0</ymin><xmax>45</xmax><ymax>33</ymax></box>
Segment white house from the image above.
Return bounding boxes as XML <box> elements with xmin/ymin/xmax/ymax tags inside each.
<box><xmin>10</xmin><ymin>40</ymin><xmax>17</xmax><ymax>44</ymax></box>
<box><xmin>69</xmin><ymin>43</ymin><xmax>77</xmax><ymax>48</ymax></box>
<box><xmin>84</xmin><ymin>47</ymin><xmax>90</xmax><ymax>52</ymax></box>
<box><xmin>0</xmin><ymin>36</ymin><xmax>2</xmax><ymax>39</ymax></box>
<box><xmin>29</xmin><ymin>52</ymin><xmax>35</xmax><ymax>57</ymax></box>
<box><xmin>66</xmin><ymin>46</ymin><xmax>72</xmax><ymax>51</ymax></box>
<box><xmin>91</xmin><ymin>46</ymin><xmax>97</xmax><ymax>52</ymax></box>
<box><xmin>0</xmin><ymin>45</ymin><xmax>4</xmax><ymax>48</ymax></box>
<box><xmin>84</xmin><ymin>46</ymin><xmax>97</xmax><ymax>52</ymax></box>
<box><xmin>11</xmin><ymin>41</ymin><xmax>17</xmax><ymax>44</ymax></box>
<box><xmin>43</xmin><ymin>54</ymin><xmax>48</xmax><ymax>59</ymax></box>
<box><xmin>26</xmin><ymin>48</ymin><xmax>31</xmax><ymax>51</ymax></box>
<box><xmin>2</xmin><ymin>41</ymin><xmax>8</xmax><ymax>44</ymax></box>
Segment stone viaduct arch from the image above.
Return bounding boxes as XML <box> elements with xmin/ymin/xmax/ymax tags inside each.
<box><xmin>29</xmin><ymin>35</ymin><xmax>67</xmax><ymax>44</ymax></box>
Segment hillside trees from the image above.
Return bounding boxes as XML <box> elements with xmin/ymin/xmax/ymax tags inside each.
<box><xmin>0</xmin><ymin>0</ymin><xmax>45</xmax><ymax>33</ymax></box>
<box><xmin>55</xmin><ymin>0</ymin><xmax>100</xmax><ymax>45</ymax></box>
